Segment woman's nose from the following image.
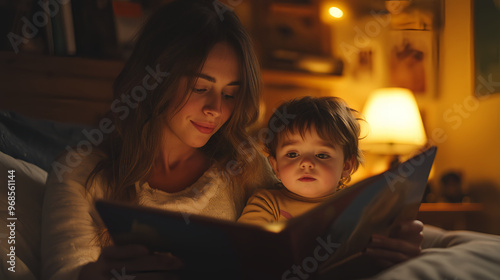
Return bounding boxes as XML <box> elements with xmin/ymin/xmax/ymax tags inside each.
<box><xmin>203</xmin><ymin>92</ymin><xmax>222</xmax><ymax>117</ymax></box>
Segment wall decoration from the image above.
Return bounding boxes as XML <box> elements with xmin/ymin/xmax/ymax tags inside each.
<box><xmin>384</xmin><ymin>0</ymin><xmax>442</xmax><ymax>97</ymax></box>
<box><xmin>473</xmin><ymin>0</ymin><xmax>500</xmax><ymax>97</ymax></box>
<box><xmin>352</xmin><ymin>48</ymin><xmax>374</xmax><ymax>81</ymax></box>
<box><xmin>388</xmin><ymin>30</ymin><xmax>437</xmax><ymax>96</ymax></box>
<box><xmin>252</xmin><ymin>1</ymin><xmax>342</xmax><ymax>75</ymax></box>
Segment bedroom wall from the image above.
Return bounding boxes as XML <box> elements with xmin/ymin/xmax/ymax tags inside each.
<box><xmin>431</xmin><ymin>0</ymin><xmax>500</xmax><ymax>194</ymax></box>
<box><xmin>326</xmin><ymin>0</ymin><xmax>500</xmax><ymax>197</ymax></box>
<box><xmin>3</xmin><ymin>0</ymin><xmax>499</xmax><ymax>197</ymax></box>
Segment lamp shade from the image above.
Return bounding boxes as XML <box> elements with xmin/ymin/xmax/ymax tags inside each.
<box><xmin>361</xmin><ymin>87</ymin><xmax>427</xmax><ymax>155</ymax></box>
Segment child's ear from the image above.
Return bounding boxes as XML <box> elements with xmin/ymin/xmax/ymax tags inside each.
<box><xmin>342</xmin><ymin>157</ymin><xmax>356</xmax><ymax>178</ymax></box>
<box><xmin>268</xmin><ymin>156</ymin><xmax>280</xmax><ymax>179</ymax></box>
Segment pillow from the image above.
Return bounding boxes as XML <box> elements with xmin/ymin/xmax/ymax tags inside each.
<box><xmin>0</xmin><ymin>151</ymin><xmax>47</xmax><ymax>279</ymax></box>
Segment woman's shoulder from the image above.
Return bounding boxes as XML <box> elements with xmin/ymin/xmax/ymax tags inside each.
<box><xmin>241</xmin><ymin>151</ymin><xmax>278</xmax><ymax>187</ymax></box>
<box><xmin>46</xmin><ymin>149</ymin><xmax>106</xmax><ymax>192</ymax></box>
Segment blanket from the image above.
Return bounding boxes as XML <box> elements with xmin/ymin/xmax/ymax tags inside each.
<box><xmin>0</xmin><ymin>111</ymin><xmax>89</xmax><ymax>171</ymax></box>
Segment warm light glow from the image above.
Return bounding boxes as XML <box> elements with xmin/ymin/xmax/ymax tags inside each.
<box><xmin>361</xmin><ymin>88</ymin><xmax>427</xmax><ymax>155</ymax></box>
<box><xmin>320</xmin><ymin>2</ymin><xmax>347</xmax><ymax>23</ymax></box>
<box><xmin>264</xmin><ymin>222</ymin><xmax>286</xmax><ymax>233</ymax></box>
<box><xmin>297</xmin><ymin>58</ymin><xmax>336</xmax><ymax>74</ymax></box>
<box><xmin>329</xmin><ymin>7</ymin><xmax>343</xmax><ymax>18</ymax></box>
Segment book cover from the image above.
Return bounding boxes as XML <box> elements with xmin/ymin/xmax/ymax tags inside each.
<box><xmin>96</xmin><ymin>146</ymin><xmax>437</xmax><ymax>279</ymax></box>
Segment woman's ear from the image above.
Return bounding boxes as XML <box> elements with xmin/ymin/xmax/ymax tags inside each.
<box><xmin>268</xmin><ymin>156</ymin><xmax>280</xmax><ymax>180</ymax></box>
<box><xmin>341</xmin><ymin>157</ymin><xmax>356</xmax><ymax>178</ymax></box>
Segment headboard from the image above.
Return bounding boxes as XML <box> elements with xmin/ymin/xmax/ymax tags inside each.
<box><xmin>0</xmin><ymin>51</ymin><xmax>124</xmax><ymax>125</ymax></box>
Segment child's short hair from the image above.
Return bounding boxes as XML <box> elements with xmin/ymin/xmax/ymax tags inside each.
<box><xmin>265</xmin><ymin>96</ymin><xmax>363</xmax><ymax>184</ymax></box>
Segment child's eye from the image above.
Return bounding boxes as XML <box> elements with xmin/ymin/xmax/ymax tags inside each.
<box><xmin>316</xmin><ymin>154</ymin><xmax>330</xmax><ymax>159</ymax></box>
<box><xmin>286</xmin><ymin>152</ymin><xmax>299</xmax><ymax>158</ymax></box>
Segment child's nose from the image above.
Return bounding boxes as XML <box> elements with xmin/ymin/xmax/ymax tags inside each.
<box><xmin>300</xmin><ymin>157</ymin><xmax>315</xmax><ymax>169</ymax></box>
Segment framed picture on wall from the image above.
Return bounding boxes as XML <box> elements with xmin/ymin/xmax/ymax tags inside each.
<box><xmin>251</xmin><ymin>0</ymin><xmax>342</xmax><ymax>75</ymax></box>
<box><xmin>473</xmin><ymin>0</ymin><xmax>500</xmax><ymax>97</ymax></box>
<box><xmin>383</xmin><ymin>0</ymin><xmax>442</xmax><ymax>97</ymax></box>
<box><xmin>387</xmin><ymin>29</ymin><xmax>438</xmax><ymax>96</ymax></box>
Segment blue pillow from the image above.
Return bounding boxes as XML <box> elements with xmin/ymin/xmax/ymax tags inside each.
<box><xmin>0</xmin><ymin>111</ymin><xmax>91</xmax><ymax>171</ymax></box>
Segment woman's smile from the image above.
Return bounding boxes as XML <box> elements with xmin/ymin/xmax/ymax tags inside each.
<box><xmin>191</xmin><ymin>120</ymin><xmax>216</xmax><ymax>134</ymax></box>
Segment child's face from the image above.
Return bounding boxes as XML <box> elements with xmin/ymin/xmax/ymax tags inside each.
<box><xmin>269</xmin><ymin>129</ymin><xmax>354</xmax><ymax>198</ymax></box>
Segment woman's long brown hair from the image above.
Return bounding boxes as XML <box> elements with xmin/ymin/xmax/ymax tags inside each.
<box><xmin>87</xmin><ymin>0</ymin><xmax>264</xmax><ymax>245</ymax></box>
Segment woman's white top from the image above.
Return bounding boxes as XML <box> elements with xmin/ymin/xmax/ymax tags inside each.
<box><xmin>41</xmin><ymin>152</ymin><xmax>274</xmax><ymax>280</ymax></box>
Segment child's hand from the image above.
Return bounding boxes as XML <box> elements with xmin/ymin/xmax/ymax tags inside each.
<box><xmin>364</xmin><ymin>220</ymin><xmax>424</xmax><ymax>267</ymax></box>
<box><xmin>79</xmin><ymin>244</ymin><xmax>183</xmax><ymax>280</ymax></box>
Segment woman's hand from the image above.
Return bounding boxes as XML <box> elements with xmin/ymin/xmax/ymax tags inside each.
<box><xmin>364</xmin><ymin>220</ymin><xmax>424</xmax><ymax>268</ymax></box>
<box><xmin>79</xmin><ymin>244</ymin><xmax>183</xmax><ymax>280</ymax></box>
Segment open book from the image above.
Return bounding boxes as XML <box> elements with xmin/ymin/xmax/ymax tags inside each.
<box><xmin>96</xmin><ymin>146</ymin><xmax>437</xmax><ymax>279</ymax></box>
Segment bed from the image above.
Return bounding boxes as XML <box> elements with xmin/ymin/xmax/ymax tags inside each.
<box><xmin>1</xmin><ymin>51</ymin><xmax>500</xmax><ymax>280</ymax></box>
<box><xmin>0</xmin><ymin>51</ymin><xmax>120</xmax><ymax>279</ymax></box>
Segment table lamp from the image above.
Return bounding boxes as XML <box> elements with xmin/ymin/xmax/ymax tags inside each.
<box><xmin>361</xmin><ymin>87</ymin><xmax>427</xmax><ymax>167</ymax></box>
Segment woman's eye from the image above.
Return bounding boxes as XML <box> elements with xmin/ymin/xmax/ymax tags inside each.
<box><xmin>316</xmin><ymin>154</ymin><xmax>330</xmax><ymax>159</ymax></box>
<box><xmin>286</xmin><ymin>152</ymin><xmax>299</xmax><ymax>158</ymax></box>
<box><xmin>223</xmin><ymin>93</ymin><xmax>235</xmax><ymax>100</ymax></box>
<box><xmin>193</xmin><ymin>88</ymin><xmax>208</xmax><ymax>93</ymax></box>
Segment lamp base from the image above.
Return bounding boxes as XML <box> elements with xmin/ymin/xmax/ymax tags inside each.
<box><xmin>389</xmin><ymin>154</ymin><xmax>401</xmax><ymax>169</ymax></box>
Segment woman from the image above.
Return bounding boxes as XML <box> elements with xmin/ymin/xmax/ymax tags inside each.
<box><xmin>41</xmin><ymin>1</ymin><xmax>422</xmax><ymax>279</ymax></box>
<box><xmin>42</xmin><ymin>1</ymin><xmax>274</xmax><ymax>279</ymax></box>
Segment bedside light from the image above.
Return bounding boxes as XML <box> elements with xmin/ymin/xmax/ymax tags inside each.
<box><xmin>361</xmin><ymin>87</ymin><xmax>427</xmax><ymax>160</ymax></box>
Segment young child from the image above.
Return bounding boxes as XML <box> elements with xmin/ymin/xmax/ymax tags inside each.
<box><xmin>238</xmin><ymin>96</ymin><xmax>363</xmax><ymax>225</ymax></box>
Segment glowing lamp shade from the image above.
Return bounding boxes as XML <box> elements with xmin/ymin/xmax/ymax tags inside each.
<box><xmin>362</xmin><ymin>88</ymin><xmax>427</xmax><ymax>155</ymax></box>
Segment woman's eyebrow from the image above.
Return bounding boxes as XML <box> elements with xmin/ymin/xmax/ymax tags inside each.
<box><xmin>196</xmin><ymin>73</ymin><xmax>216</xmax><ymax>82</ymax></box>
<box><xmin>195</xmin><ymin>73</ymin><xmax>241</xmax><ymax>85</ymax></box>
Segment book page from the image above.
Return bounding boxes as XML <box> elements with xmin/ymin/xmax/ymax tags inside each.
<box><xmin>318</xmin><ymin>147</ymin><xmax>436</xmax><ymax>273</ymax></box>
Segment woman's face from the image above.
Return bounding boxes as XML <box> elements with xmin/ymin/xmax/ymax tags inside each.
<box><xmin>165</xmin><ymin>42</ymin><xmax>241</xmax><ymax>148</ymax></box>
